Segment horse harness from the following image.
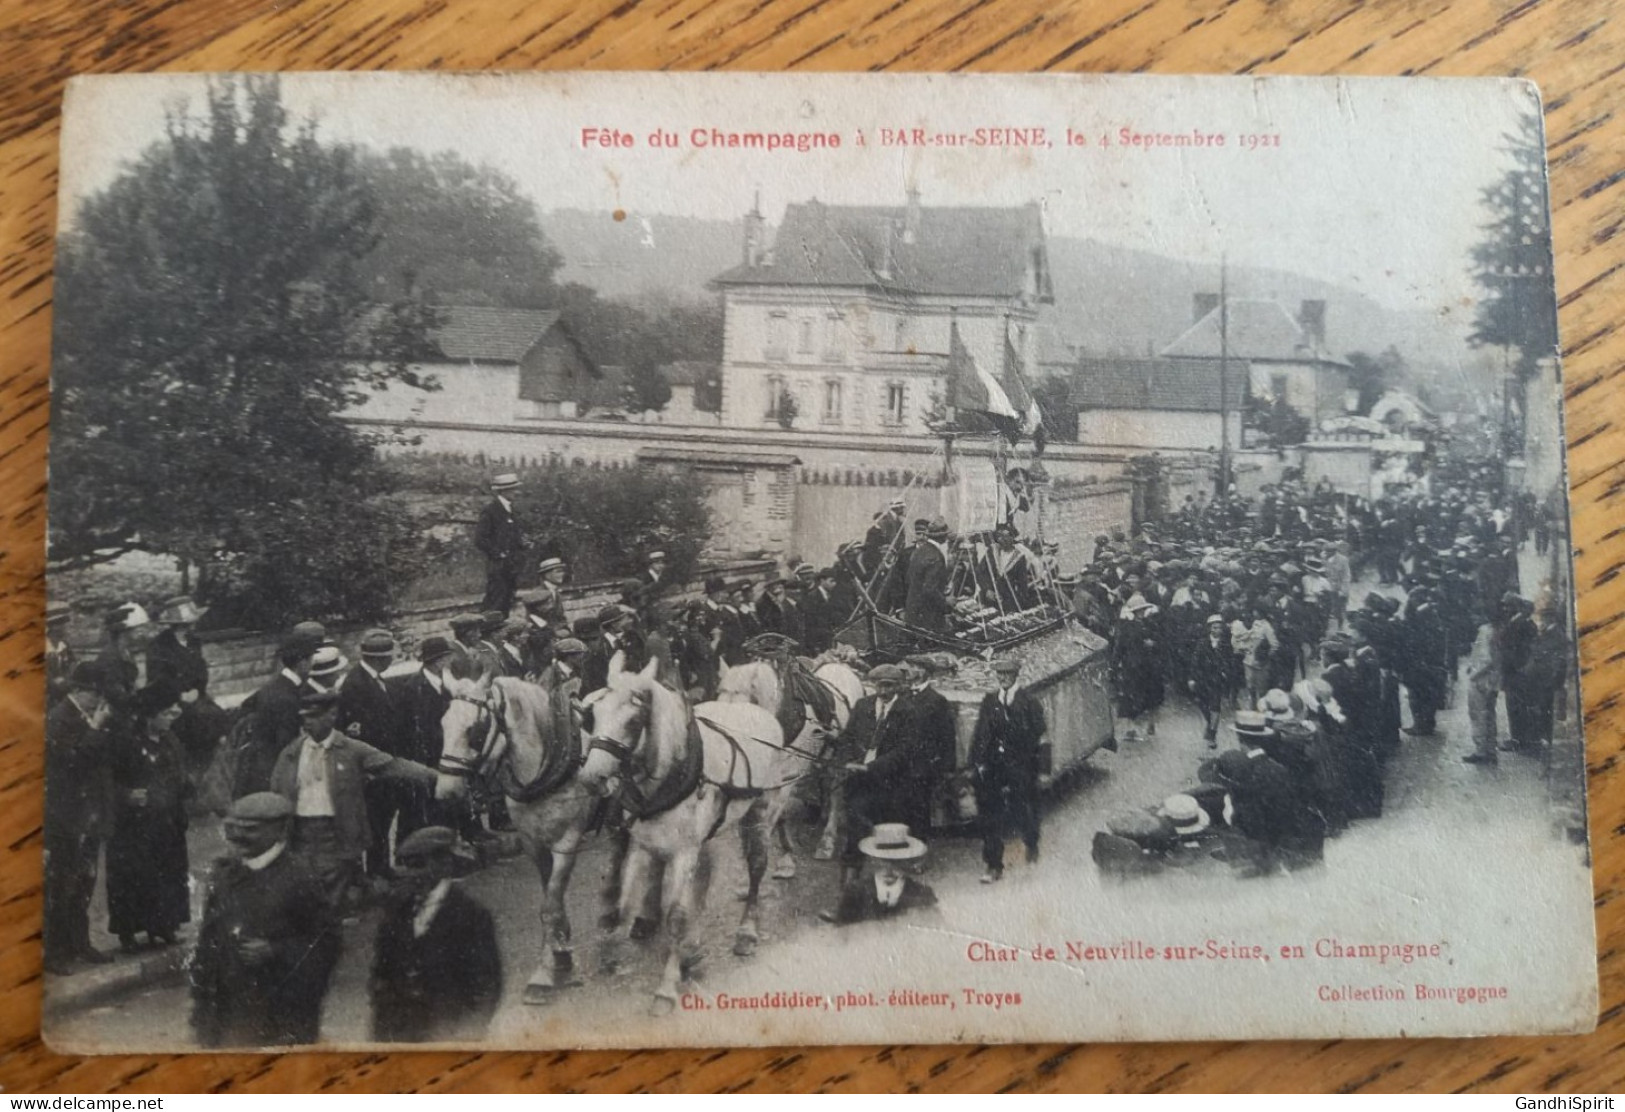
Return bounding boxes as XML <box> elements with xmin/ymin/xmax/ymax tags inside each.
<box><xmin>440</xmin><ymin>684</ymin><xmax>580</xmax><ymax>803</ymax></box>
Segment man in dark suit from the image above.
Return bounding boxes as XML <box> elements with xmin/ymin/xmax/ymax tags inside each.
<box><xmin>369</xmin><ymin>826</ymin><xmax>502</xmax><ymax>1043</ymax></box>
<box><xmin>43</xmin><ymin>663</ymin><xmax>116</xmax><ymax>974</ymax></box>
<box><xmin>269</xmin><ymin>686</ymin><xmax>439</xmax><ymax>912</ymax></box>
<box><xmin>903</xmin><ymin>661</ymin><xmax>957</xmax><ymax>822</ymax></box>
<box><xmin>970</xmin><ymin>658</ymin><xmax>1047</xmax><ymax>883</ymax></box>
<box><xmin>799</xmin><ymin>568</ymin><xmax>842</xmax><ymax>654</ymax></box>
<box><xmin>232</xmin><ymin>626</ymin><xmax>322</xmax><ymax>798</ymax></box>
<box><xmin>190</xmin><ymin>793</ymin><xmax>340</xmax><ymax>1048</ymax></box>
<box><xmin>473</xmin><ymin>472</ymin><xmax>525</xmax><ymax>614</ymax></box>
<box><xmin>836</xmin><ymin>664</ymin><xmax>935</xmax><ymax>862</ymax></box>
<box><xmin>1187</xmin><ymin>614</ymin><xmax>1234</xmax><ymax>747</ymax></box>
<box><xmin>339</xmin><ymin>629</ymin><xmax>414</xmax><ymax>879</ymax></box>
<box><xmin>905</xmin><ymin>519</ymin><xmax>954</xmax><ymax>633</ymax></box>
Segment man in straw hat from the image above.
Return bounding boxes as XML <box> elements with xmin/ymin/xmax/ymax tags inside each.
<box><xmin>819</xmin><ymin>823</ymin><xmax>938</xmax><ymax>925</ymax></box>
<box><xmin>189</xmin><ymin>792</ymin><xmax>339</xmax><ymax>1048</ymax></box>
<box><xmin>970</xmin><ymin>658</ymin><xmax>1048</xmax><ymax>883</ymax></box>
<box><xmin>474</xmin><ymin>471</ymin><xmax>526</xmax><ymax>614</ymax></box>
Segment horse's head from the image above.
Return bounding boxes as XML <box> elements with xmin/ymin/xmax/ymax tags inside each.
<box><xmin>436</xmin><ymin>667</ymin><xmax>502</xmax><ymax>800</ymax></box>
<box><xmin>578</xmin><ymin>658</ymin><xmax>661</xmax><ymax>792</ymax></box>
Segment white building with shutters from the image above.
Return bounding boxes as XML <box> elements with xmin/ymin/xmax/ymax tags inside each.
<box><xmin>709</xmin><ymin>190</ymin><xmax>1054</xmax><ymax>436</ymax></box>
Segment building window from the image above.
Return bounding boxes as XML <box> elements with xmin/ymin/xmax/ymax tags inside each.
<box><xmin>764</xmin><ymin>375</ymin><xmax>786</xmax><ymax>419</ymax></box>
<box><xmin>822</xmin><ymin>378</ymin><xmax>842</xmax><ymax>423</ymax></box>
<box><xmin>765</xmin><ymin>313</ymin><xmax>788</xmax><ymax>362</ymax></box>
<box><xmin>823</xmin><ymin>313</ymin><xmax>845</xmax><ymax>360</ymax></box>
<box><xmin>798</xmin><ymin>318</ymin><xmax>814</xmax><ymax>354</ymax></box>
<box><xmin>884</xmin><ymin>381</ymin><xmax>906</xmax><ymax>426</ymax></box>
<box><xmin>1270</xmin><ymin>372</ymin><xmax>1289</xmax><ymax>402</ymax></box>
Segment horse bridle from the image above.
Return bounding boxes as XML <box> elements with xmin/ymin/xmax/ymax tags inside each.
<box><xmin>439</xmin><ymin>685</ymin><xmax>512</xmax><ymax>778</ymax></box>
<box><xmin>585</xmin><ymin>699</ymin><xmax>648</xmax><ymax>770</ymax></box>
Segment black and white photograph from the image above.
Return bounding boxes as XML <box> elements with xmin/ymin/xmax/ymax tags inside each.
<box><xmin>43</xmin><ymin>71</ymin><xmax>1595</xmax><ymax>1051</ymax></box>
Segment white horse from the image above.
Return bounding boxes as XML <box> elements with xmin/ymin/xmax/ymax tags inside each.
<box><xmin>577</xmin><ymin>667</ymin><xmax>791</xmax><ymax>1015</ymax></box>
<box><xmin>437</xmin><ymin>671</ymin><xmax>600</xmax><ymax>1005</ymax></box>
<box><xmin>715</xmin><ymin>657</ymin><xmax>864</xmax><ymax>878</ymax></box>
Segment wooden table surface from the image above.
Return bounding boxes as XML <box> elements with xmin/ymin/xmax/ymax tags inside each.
<box><xmin>3</xmin><ymin>0</ymin><xmax>1623</xmax><ymax>1093</ymax></box>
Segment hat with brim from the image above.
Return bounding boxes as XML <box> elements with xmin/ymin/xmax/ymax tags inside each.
<box><xmin>450</xmin><ymin>613</ymin><xmax>483</xmax><ymax>635</ymax></box>
<box><xmin>158</xmin><ymin>596</ymin><xmax>204</xmax><ymax>625</ymax></box>
<box><xmin>1159</xmin><ymin>794</ymin><xmax>1211</xmax><ymax>836</ymax></box>
<box><xmin>67</xmin><ymin>661</ymin><xmax>109</xmax><ymax>693</ymax></box>
<box><xmin>868</xmin><ymin>663</ymin><xmax>906</xmax><ymax>685</ymax></box>
<box><xmin>480</xmin><ymin>610</ymin><xmax>508</xmax><ymax>635</ymax></box>
<box><xmin>991</xmin><ymin>659</ymin><xmax>1021</xmax><ymax>676</ymax></box>
<box><xmin>418</xmin><ymin>635</ymin><xmax>455</xmax><ymax>665</ymax></box>
<box><xmin>279</xmin><ymin>629</ymin><xmax>324</xmax><ymax>659</ymax></box>
<box><xmin>927</xmin><ymin>518</ymin><xmax>950</xmax><ymax>540</ymax></box>
<box><xmin>537</xmin><ymin>557</ymin><xmax>566</xmax><ymax>575</ymax></box>
<box><xmin>104</xmin><ymin>602</ymin><xmax>151</xmax><ymax>632</ymax></box>
<box><xmin>490</xmin><ymin>472</ymin><xmax>520</xmax><ymax>491</ymax></box>
<box><xmin>858</xmin><ymin>822</ymin><xmax>927</xmax><ymax>860</ymax></box>
<box><xmin>359</xmin><ymin>629</ymin><xmax>396</xmax><ymax>657</ymax></box>
<box><xmin>705</xmin><ymin>576</ymin><xmax>728</xmax><ymax>594</ymax></box>
<box><xmin>308</xmin><ymin>646</ymin><xmax>347</xmax><ymax>679</ymax></box>
<box><xmin>599</xmin><ymin>604</ymin><xmax>633</xmax><ymax>628</ymax></box>
<box><xmin>553</xmin><ymin>637</ymin><xmax>588</xmax><ymax>656</ymax></box>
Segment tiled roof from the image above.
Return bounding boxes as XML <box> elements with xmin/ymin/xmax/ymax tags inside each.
<box><xmin>1160</xmin><ymin>299</ymin><xmax>1341</xmax><ymax>364</ymax></box>
<box><xmin>711</xmin><ymin>201</ymin><xmax>1051</xmax><ymax>301</ymax></box>
<box><xmin>1070</xmin><ymin>357</ymin><xmax>1249</xmax><ymax>412</ymax></box>
<box><xmin>430</xmin><ymin>305</ymin><xmax>563</xmax><ymax>363</ymax></box>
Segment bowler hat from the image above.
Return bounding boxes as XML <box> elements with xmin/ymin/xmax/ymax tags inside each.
<box><xmin>598</xmin><ymin>604</ymin><xmax>632</xmax><ymax>628</ymax></box>
<box><xmin>397</xmin><ymin>826</ymin><xmax>458</xmax><ymax>861</ymax></box>
<box><xmin>230</xmin><ymin>792</ymin><xmax>293</xmax><ymax>822</ymax></box>
<box><xmin>418</xmin><ymin>635</ymin><xmax>455</xmax><ymax>664</ymax></box>
<box><xmin>279</xmin><ymin>628</ymin><xmax>323</xmax><ymax>659</ymax></box>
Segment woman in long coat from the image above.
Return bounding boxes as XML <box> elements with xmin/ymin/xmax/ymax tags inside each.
<box><xmin>1111</xmin><ymin>599</ymin><xmax>1164</xmax><ymax>740</ymax></box>
<box><xmin>106</xmin><ymin>684</ymin><xmax>193</xmax><ymax>950</ymax></box>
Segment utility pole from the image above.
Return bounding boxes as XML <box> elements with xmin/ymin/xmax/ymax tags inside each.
<box><xmin>1217</xmin><ymin>253</ymin><xmax>1232</xmax><ymax>499</ymax></box>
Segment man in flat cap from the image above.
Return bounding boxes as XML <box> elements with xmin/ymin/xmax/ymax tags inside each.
<box><xmin>190</xmin><ymin>792</ymin><xmax>339</xmax><ymax>1048</ymax></box>
<box><xmin>232</xmin><ymin>624</ymin><xmax>323</xmax><ymax>798</ymax></box>
<box><xmin>969</xmin><ymin>659</ymin><xmax>1047</xmax><ymax>883</ymax></box>
<box><xmin>269</xmin><ymin>685</ymin><xmax>439</xmax><ymax>912</ymax></box>
<box><xmin>474</xmin><ymin>472</ymin><xmax>526</xmax><ymax>615</ymax></box>
<box><xmin>369</xmin><ymin>826</ymin><xmax>502</xmax><ymax>1044</ymax></box>
<box><xmin>905</xmin><ymin>519</ymin><xmax>953</xmax><ymax>633</ymax></box>
<box><xmin>43</xmin><ymin>662</ymin><xmax>116</xmax><ymax>974</ymax></box>
<box><xmin>828</xmin><ymin>663</ymin><xmax>935</xmax><ymax>912</ymax></box>
<box><xmin>338</xmin><ymin>629</ymin><xmax>416</xmax><ymax>881</ymax></box>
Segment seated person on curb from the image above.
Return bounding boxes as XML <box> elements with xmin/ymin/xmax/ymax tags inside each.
<box><xmin>820</xmin><ymin>824</ymin><xmax>938</xmax><ymax>925</ymax></box>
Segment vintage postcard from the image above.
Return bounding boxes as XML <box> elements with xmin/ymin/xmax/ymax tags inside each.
<box><xmin>43</xmin><ymin>71</ymin><xmax>1594</xmax><ymax>1051</ymax></box>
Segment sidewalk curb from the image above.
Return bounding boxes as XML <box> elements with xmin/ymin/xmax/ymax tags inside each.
<box><xmin>44</xmin><ymin>947</ymin><xmax>188</xmax><ymax>1017</ymax></box>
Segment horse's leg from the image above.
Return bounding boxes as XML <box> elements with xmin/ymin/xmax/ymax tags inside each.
<box><xmin>524</xmin><ymin>847</ymin><xmax>566</xmax><ymax>1004</ymax></box>
<box><xmin>734</xmin><ymin>796</ymin><xmax>770</xmax><ymax>957</ymax></box>
<box><xmin>766</xmin><ymin>785</ymin><xmax>797</xmax><ymax>880</ymax></box>
<box><xmin>599</xmin><ymin>838</ymin><xmax>649</xmax><ymax>977</ymax></box>
<box><xmin>598</xmin><ymin>821</ymin><xmax>629</xmax><ymax>932</ymax></box>
<box><xmin>652</xmin><ymin>843</ymin><xmax>700</xmax><ymax>1016</ymax></box>
<box><xmin>816</xmin><ymin>773</ymin><xmax>846</xmax><ymax>861</ymax></box>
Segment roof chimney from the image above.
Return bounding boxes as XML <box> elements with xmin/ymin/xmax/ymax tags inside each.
<box><xmin>1298</xmin><ymin>299</ymin><xmax>1327</xmax><ymax>348</ymax></box>
<box><xmin>1193</xmin><ymin>292</ymin><xmax>1220</xmax><ymax>323</ymax></box>
<box><xmin>742</xmin><ymin>190</ymin><xmax>764</xmax><ymax>267</ymax></box>
<box><xmin>903</xmin><ymin>185</ymin><xmax>921</xmax><ymax>245</ymax></box>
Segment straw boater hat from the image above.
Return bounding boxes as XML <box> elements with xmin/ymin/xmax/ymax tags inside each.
<box><xmin>490</xmin><ymin>472</ymin><xmax>520</xmax><ymax>491</ymax></box>
<box><xmin>1159</xmin><ymin>794</ymin><xmax>1211</xmax><ymax>836</ymax></box>
<box><xmin>359</xmin><ymin>629</ymin><xmax>396</xmax><ymax>657</ymax></box>
<box><xmin>537</xmin><ymin>556</ymin><xmax>566</xmax><ymax>575</ymax></box>
<box><xmin>858</xmin><ymin>822</ymin><xmax>927</xmax><ymax>861</ymax></box>
<box><xmin>308</xmin><ymin>645</ymin><xmax>347</xmax><ymax>681</ymax></box>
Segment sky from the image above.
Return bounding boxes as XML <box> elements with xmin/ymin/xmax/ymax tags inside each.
<box><xmin>60</xmin><ymin>72</ymin><xmax>1545</xmax><ymax>316</ymax></box>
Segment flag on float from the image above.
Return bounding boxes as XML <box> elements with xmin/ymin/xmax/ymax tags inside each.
<box><xmin>1001</xmin><ymin>324</ymin><xmax>1047</xmax><ymax>454</ymax></box>
<box><xmin>945</xmin><ymin>318</ymin><xmax>1019</xmax><ymax>435</ymax></box>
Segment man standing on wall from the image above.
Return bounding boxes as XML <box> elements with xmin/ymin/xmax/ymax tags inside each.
<box><xmin>474</xmin><ymin>473</ymin><xmax>525</xmax><ymax>615</ymax></box>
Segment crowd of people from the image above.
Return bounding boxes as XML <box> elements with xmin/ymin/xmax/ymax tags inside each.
<box><xmin>1081</xmin><ymin>479</ymin><xmax>1571</xmax><ymax>879</ymax></box>
<box><xmin>41</xmin><ymin>466</ymin><xmax>1571</xmax><ymax>1042</ymax></box>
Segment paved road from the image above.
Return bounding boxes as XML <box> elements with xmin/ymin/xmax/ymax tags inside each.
<box><xmin>49</xmin><ymin>560</ymin><xmax>1591</xmax><ymax>1050</ymax></box>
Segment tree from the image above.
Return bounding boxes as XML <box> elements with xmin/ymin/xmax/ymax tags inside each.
<box><xmin>553</xmin><ymin>285</ymin><xmax>723</xmax><ymax>415</ymax></box>
<box><xmin>353</xmin><ymin>148</ymin><xmax>564</xmax><ymax>307</ymax></box>
<box><xmin>1468</xmin><ymin>102</ymin><xmax>1558</xmax><ymax>454</ymax></box>
<box><xmin>1344</xmin><ymin>346</ymin><xmax>1408</xmax><ymax>414</ymax></box>
<box><xmin>51</xmin><ymin>76</ymin><xmax>436</xmax><ymax>627</ymax></box>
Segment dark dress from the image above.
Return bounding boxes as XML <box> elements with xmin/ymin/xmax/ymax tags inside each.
<box><xmin>106</xmin><ymin>721</ymin><xmax>192</xmax><ymax>940</ymax></box>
